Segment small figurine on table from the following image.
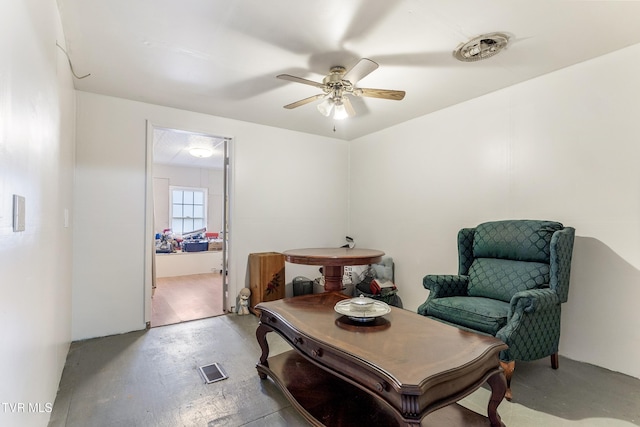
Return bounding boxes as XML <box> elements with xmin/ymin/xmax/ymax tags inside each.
<box><xmin>236</xmin><ymin>288</ymin><xmax>251</xmax><ymax>315</ymax></box>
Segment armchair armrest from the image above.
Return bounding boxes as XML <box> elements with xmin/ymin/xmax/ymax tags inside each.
<box><xmin>422</xmin><ymin>274</ymin><xmax>469</xmax><ymax>298</ymax></box>
<box><xmin>499</xmin><ymin>287</ymin><xmax>563</xmax><ymax>362</ymax></box>
<box><xmin>508</xmin><ymin>288</ymin><xmax>560</xmax><ymax>319</ymax></box>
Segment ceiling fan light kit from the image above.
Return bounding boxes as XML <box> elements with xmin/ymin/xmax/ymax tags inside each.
<box><xmin>317</xmin><ymin>97</ymin><xmax>334</xmax><ymax>117</ymax></box>
<box><xmin>453</xmin><ymin>32</ymin><xmax>510</xmax><ymax>62</ymax></box>
<box><xmin>332</xmin><ymin>101</ymin><xmax>349</xmax><ymax>121</ymax></box>
<box><xmin>277</xmin><ymin>58</ymin><xmax>405</xmax><ymax>120</ymax></box>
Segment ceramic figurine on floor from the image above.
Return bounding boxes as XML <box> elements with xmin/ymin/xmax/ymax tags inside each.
<box><xmin>236</xmin><ymin>288</ymin><xmax>251</xmax><ymax>315</ymax></box>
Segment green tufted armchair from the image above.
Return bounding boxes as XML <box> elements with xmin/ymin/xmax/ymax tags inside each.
<box><xmin>417</xmin><ymin>220</ymin><xmax>575</xmax><ymax>400</ymax></box>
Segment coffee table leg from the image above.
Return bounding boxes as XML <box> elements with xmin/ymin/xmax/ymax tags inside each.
<box><xmin>486</xmin><ymin>371</ymin><xmax>507</xmax><ymax>427</ymax></box>
<box><xmin>256</xmin><ymin>323</ymin><xmax>273</xmax><ymax>379</ymax></box>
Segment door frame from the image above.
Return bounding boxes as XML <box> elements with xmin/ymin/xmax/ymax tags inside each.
<box><xmin>143</xmin><ymin>121</ymin><xmax>232</xmax><ymax>326</ymax></box>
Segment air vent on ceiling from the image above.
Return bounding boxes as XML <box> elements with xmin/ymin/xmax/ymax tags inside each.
<box><xmin>453</xmin><ymin>33</ymin><xmax>510</xmax><ymax>62</ymax></box>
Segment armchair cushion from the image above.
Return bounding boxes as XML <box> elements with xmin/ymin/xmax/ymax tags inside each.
<box><xmin>473</xmin><ymin>220</ymin><xmax>563</xmax><ymax>263</ymax></box>
<box><xmin>424</xmin><ymin>296</ymin><xmax>509</xmax><ymax>336</ymax></box>
<box><xmin>468</xmin><ymin>258</ymin><xmax>550</xmax><ymax>302</ymax></box>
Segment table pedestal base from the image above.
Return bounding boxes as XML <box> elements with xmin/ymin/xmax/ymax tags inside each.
<box><xmin>322</xmin><ymin>265</ymin><xmax>343</xmax><ymax>292</ymax></box>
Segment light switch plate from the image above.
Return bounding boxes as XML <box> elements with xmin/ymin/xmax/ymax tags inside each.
<box><xmin>13</xmin><ymin>195</ymin><xmax>25</xmax><ymax>232</ymax></box>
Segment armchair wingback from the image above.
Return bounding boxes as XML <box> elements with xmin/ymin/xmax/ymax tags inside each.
<box><xmin>417</xmin><ymin>220</ymin><xmax>575</xmax><ymax>399</ymax></box>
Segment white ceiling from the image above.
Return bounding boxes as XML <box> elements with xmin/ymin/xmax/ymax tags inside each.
<box><xmin>57</xmin><ymin>0</ymin><xmax>640</xmax><ymax>141</ymax></box>
<box><xmin>153</xmin><ymin>127</ymin><xmax>226</xmax><ymax>169</ymax></box>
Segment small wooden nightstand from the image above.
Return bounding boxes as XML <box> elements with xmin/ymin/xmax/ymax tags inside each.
<box><xmin>248</xmin><ymin>252</ymin><xmax>285</xmax><ymax>315</ymax></box>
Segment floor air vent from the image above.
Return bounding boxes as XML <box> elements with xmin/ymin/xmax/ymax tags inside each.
<box><xmin>199</xmin><ymin>363</ymin><xmax>228</xmax><ymax>384</ymax></box>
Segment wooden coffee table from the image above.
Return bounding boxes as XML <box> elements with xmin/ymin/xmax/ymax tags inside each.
<box><xmin>255</xmin><ymin>292</ymin><xmax>508</xmax><ymax>426</ymax></box>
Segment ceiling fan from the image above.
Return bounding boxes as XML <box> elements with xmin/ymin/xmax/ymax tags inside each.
<box><xmin>276</xmin><ymin>58</ymin><xmax>405</xmax><ymax>120</ymax></box>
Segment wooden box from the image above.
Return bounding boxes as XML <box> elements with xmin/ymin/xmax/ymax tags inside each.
<box><xmin>208</xmin><ymin>240</ymin><xmax>223</xmax><ymax>251</ymax></box>
<box><xmin>249</xmin><ymin>252</ymin><xmax>285</xmax><ymax>315</ymax></box>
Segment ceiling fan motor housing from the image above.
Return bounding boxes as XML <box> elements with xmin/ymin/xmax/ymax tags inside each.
<box><xmin>323</xmin><ymin>66</ymin><xmax>352</xmax><ymax>96</ymax></box>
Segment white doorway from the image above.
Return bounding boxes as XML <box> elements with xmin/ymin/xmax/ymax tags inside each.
<box><xmin>144</xmin><ymin>124</ymin><xmax>231</xmax><ymax>327</ymax></box>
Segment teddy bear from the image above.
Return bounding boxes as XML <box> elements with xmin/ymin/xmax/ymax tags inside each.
<box><xmin>236</xmin><ymin>288</ymin><xmax>252</xmax><ymax>315</ymax></box>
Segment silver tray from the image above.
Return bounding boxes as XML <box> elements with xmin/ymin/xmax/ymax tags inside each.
<box><xmin>334</xmin><ymin>299</ymin><xmax>391</xmax><ymax>322</ymax></box>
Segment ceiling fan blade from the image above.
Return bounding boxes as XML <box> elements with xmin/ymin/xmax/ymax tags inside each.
<box><xmin>283</xmin><ymin>94</ymin><xmax>325</xmax><ymax>109</ymax></box>
<box><xmin>343</xmin><ymin>58</ymin><xmax>379</xmax><ymax>84</ymax></box>
<box><xmin>355</xmin><ymin>88</ymin><xmax>405</xmax><ymax>101</ymax></box>
<box><xmin>342</xmin><ymin>96</ymin><xmax>356</xmax><ymax>117</ymax></box>
<box><xmin>276</xmin><ymin>74</ymin><xmax>325</xmax><ymax>89</ymax></box>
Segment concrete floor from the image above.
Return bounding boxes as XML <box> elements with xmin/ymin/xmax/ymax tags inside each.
<box><xmin>48</xmin><ymin>314</ymin><xmax>640</xmax><ymax>427</ymax></box>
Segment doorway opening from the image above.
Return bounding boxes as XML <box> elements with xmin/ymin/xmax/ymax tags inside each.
<box><xmin>145</xmin><ymin>125</ymin><xmax>231</xmax><ymax>327</ymax></box>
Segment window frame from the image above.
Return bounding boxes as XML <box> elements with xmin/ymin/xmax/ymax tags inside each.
<box><xmin>169</xmin><ymin>185</ymin><xmax>208</xmax><ymax>236</ymax></box>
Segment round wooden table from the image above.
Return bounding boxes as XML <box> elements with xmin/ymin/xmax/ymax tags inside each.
<box><xmin>282</xmin><ymin>248</ymin><xmax>384</xmax><ymax>292</ymax></box>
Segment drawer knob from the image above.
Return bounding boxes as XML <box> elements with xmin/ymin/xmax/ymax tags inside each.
<box><xmin>311</xmin><ymin>348</ymin><xmax>323</xmax><ymax>358</ymax></box>
<box><xmin>294</xmin><ymin>337</ymin><xmax>304</xmax><ymax>345</ymax></box>
<box><xmin>375</xmin><ymin>382</ymin><xmax>387</xmax><ymax>392</ymax></box>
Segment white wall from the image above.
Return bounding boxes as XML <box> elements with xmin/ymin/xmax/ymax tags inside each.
<box><xmin>349</xmin><ymin>43</ymin><xmax>640</xmax><ymax>379</ymax></box>
<box><xmin>155</xmin><ymin>251</ymin><xmax>223</xmax><ymax>277</ymax></box>
<box><xmin>73</xmin><ymin>91</ymin><xmax>348</xmax><ymax>340</ymax></box>
<box><xmin>152</xmin><ymin>163</ymin><xmax>224</xmax><ymax>235</ymax></box>
<box><xmin>0</xmin><ymin>1</ymin><xmax>75</xmax><ymax>426</ymax></box>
